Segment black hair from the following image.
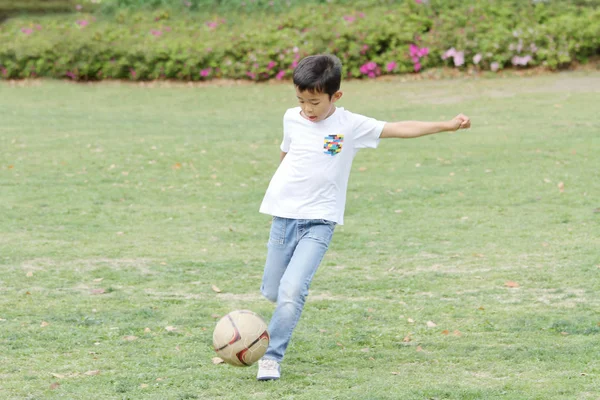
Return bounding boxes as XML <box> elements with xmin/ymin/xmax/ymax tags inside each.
<box><xmin>293</xmin><ymin>54</ymin><xmax>342</xmax><ymax>98</ymax></box>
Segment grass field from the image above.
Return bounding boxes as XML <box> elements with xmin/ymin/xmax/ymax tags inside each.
<box><xmin>1</xmin><ymin>72</ymin><xmax>599</xmax><ymax>399</ymax></box>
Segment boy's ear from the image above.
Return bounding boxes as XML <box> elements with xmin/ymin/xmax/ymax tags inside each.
<box><xmin>332</xmin><ymin>91</ymin><xmax>343</xmax><ymax>102</ymax></box>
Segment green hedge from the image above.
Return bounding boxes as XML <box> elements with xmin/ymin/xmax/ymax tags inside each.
<box><xmin>0</xmin><ymin>0</ymin><xmax>76</xmax><ymax>23</ymax></box>
<box><xmin>1</xmin><ymin>0</ymin><xmax>599</xmax><ymax>81</ymax></box>
<box><xmin>0</xmin><ymin>0</ymin><xmax>75</xmax><ymax>13</ymax></box>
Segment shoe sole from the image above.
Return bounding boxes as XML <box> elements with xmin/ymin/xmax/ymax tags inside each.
<box><xmin>257</xmin><ymin>375</ymin><xmax>280</xmax><ymax>381</ymax></box>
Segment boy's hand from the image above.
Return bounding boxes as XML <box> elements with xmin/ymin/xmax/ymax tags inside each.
<box><xmin>450</xmin><ymin>114</ymin><xmax>471</xmax><ymax>131</ymax></box>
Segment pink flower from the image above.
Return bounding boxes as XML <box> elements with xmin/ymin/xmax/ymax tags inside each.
<box><xmin>530</xmin><ymin>43</ymin><xmax>538</xmax><ymax>53</ymax></box>
<box><xmin>516</xmin><ymin>39</ymin><xmax>523</xmax><ymax>53</ymax></box>
<box><xmin>386</xmin><ymin>61</ymin><xmax>397</xmax><ymax>72</ymax></box>
<box><xmin>358</xmin><ymin>12</ymin><xmax>365</xmax><ymax>18</ymax></box>
<box><xmin>290</xmin><ymin>60</ymin><xmax>298</xmax><ymax>69</ymax></box>
<box><xmin>246</xmin><ymin>71</ymin><xmax>256</xmax><ymax>79</ymax></box>
<box><xmin>360</xmin><ymin>62</ymin><xmax>379</xmax><ymax>76</ymax></box>
<box><xmin>206</xmin><ymin>21</ymin><xmax>218</xmax><ymax>30</ymax></box>
<box><xmin>164</xmin><ymin>26</ymin><xmax>172</xmax><ymax>32</ymax></box>
<box><xmin>21</xmin><ymin>28</ymin><xmax>33</xmax><ymax>35</ymax></box>
<box><xmin>453</xmin><ymin>51</ymin><xmax>465</xmax><ymax>66</ymax></box>
<box><xmin>360</xmin><ymin>45</ymin><xmax>369</xmax><ymax>55</ymax></box>
<box><xmin>343</xmin><ymin>15</ymin><xmax>355</xmax><ymax>23</ymax></box>
<box><xmin>200</xmin><ymin>68</ymin><xmax>212</xmax><ymax>77</ymax></box>
<box><xmin>415</xmin><ymin>0</ymin><xmax>423</xmax><ymax>3</ymax></box>
<box><xmin>511</xmin><ymin>55</ymin><xmax>532</xmax><ymax>66</ymax></box>
<box><xmin>443</xmin><ymin>48</ymin><xmax>464</xmax><ymax>67</ymax></box>
<box><xmin>473</xmin><ymin>53</ymin><xmax>482</xmax><ymax>64</ymax></box>
<box><xmin>410</xmin><ymin>44</ymin><xmax>420</xmax><ymax>57</ymax></box>
<box><xmin>490</xmin><ymin>62</ymin><xmax>500</xmax><ymax>72</ymax></box>
<box><xmin>442</xmin><ymin>47</ymin><xmax>457</xmax><ymax>60</ymax></box>
<box><xmin>276</xmin><ymin>70</ymin><xmax>285</xmax><ymax>80</ymax></box>
<box><xmin>76</xmin><ymin>20</ymin><xmax>89</xmax><ymax>28</ymax></box>
<box><xmin>1</xmin><ymin>67</ymin><xmax>7</xmax><ymax>76</ymax></box>
<box><xmin>130</xmin><ymin>69</ymin><xmax>137</xmax><ymax>79</ymax></box>
<box><xmin>410</xmin><ymin>44</ymin><xmax>429</xmax><ymax>71</ymax></box>
<box><xmin>267</xmin><ymin>61</ymin><xmax>276</xmax><ymax>70</ymax></box>
<box><xmin>76</xmin><ymin>4</ymin><xmax>82</xmax><ymax>10</ymax></box>
<box><xmin>66</xmin><ymin>71</ymin><xmax>76</xmax><ymax>80</ymax></box>
<box><xmin>150</xmin><ymin>29</ymin><xmax>162</xmax><ymax>37</ymax></box>
<box><xmin>35</xmin><ymin>25</ymin><xmax>42</xmax><ymax>31</ymax></box>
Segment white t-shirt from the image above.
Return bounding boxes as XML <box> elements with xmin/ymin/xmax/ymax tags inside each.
<box><xmin>259</xmin><ymin>106</ymin><xmax>386</xmax><ymax>225</ymax></box>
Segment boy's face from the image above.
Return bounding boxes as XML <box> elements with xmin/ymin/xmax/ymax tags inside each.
<box><xmin>295</xmin><ymin>87</ymin><xmax>343</xmax><ymax>123</ymax></box>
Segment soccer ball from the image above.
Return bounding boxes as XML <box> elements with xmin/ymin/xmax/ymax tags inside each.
<box><xmin>212</xmin><ymin>310</ymin><xmax>269</xmax><ymax>367</ymax></box>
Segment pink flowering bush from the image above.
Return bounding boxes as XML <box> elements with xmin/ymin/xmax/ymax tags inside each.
<box><xmin>200</xmin><ymin>68</ymin><xmax>212</xmax><ymax>78</ymax></box>
<box><xmin>409</xmin><ymin>44</ymin><xmax>429</xmax><ymax>71</ymax></box>
<box><xmin>359</xmin><ymin>61</ymin><xmax>380</xmax><ymax>78</ymax></box>
<box><xmin>0</xmin><ymin>1</ymin><xmax>598</xmax><ymax>81</ymax></box>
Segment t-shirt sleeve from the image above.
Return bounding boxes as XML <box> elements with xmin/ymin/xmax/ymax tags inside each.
<box><xmin>352</xmin><ymin>112</ymin><xmax>387</xmax><ymax>149</ymax></box>
<box><xmin>280</xmin><ymin>112</ymin><xmax>291</xmax><ymax>152</ymax></box>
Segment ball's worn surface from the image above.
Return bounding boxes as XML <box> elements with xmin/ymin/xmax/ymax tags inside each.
<box><xmin>212</xmin><ymin>310</ymin><xmax>269</xmax><ymax>367</ymax></box>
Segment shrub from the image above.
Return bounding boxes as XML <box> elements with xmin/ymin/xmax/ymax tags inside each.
<box><xmin>0</xmin><ymin>1</ymin><xmax>598</xmax><ymax>81</ymax></box>
<box><xmin>0</xmin><ymin>0</ymin><xmax>77</xmax><ymax>23</ymax></box>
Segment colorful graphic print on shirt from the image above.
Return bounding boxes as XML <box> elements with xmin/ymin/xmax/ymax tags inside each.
<box><xmin>323</xmin><ymin>134</ymin><xmax>344</xmax><ymax>156</ymax></box>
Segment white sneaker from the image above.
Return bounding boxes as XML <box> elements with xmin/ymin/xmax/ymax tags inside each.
<box><xmin>256</xmin><ymin>359</ymin><xmax>281</xmax><ymax>381</ymax></box>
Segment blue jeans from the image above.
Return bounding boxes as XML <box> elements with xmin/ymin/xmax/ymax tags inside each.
<box><xmin>261</xmin><ymin>217</ymin><xmax>336</xmax><ymax>363</ymax></box>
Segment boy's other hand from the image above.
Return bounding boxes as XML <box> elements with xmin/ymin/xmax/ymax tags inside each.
<box><xmin>451</xmin><ymin>114</ymin><xmax>471</xmax><ymax>131</ymax></box>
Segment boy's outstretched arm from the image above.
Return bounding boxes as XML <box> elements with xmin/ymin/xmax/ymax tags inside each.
<box><xmin>380</xmin><ymin>114</ymin><xmax>471</xmax><ymax>139</ymax></box>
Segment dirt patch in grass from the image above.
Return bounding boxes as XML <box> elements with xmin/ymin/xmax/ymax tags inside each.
<box><xmin>144</xmin><ymin>288</ymin><xmax>206</xmax><ymax>300</ymax></box>
<box><xmin>74</xmin><ymin>258</ymin><xmax>156</xmax><ymax>274</ymax></box>
<box><xmin>21</xmin><ymin>257</ymin><xmax>56</xmax><ymax>271</ymax></box>
<box><xmin>20</xmin><ymin>257</ymin><xmax>157</xmax><ymax>275</ymax></box>
<box><xmin>534</xmin><ymin>288</ymin><xmax>590</xmax><ymax>308</ymax></box>
<box><xmin>391</xmin><ymin>262</ymin><xmax>517</xmax><ymax>277</ymax></box>
<box><xmin>141</xmin><ymin>288</ymin><xmax>388</xmax><ymax>304</ymax></box>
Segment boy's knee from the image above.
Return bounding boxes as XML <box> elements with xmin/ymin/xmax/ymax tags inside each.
<box><xmin>278</xmin><ymin>280</ymin><xmax>305</xmax><ymax>303</ymax></box>
<box><xmin>261</xmin><ymin>285</ymin><xmax>278</xmax><ymax>303</ymax></box>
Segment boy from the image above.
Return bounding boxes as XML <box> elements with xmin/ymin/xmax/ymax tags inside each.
<box><xmin>257</xmin><ymin>54</ymin><xmax>470</xmax><ymax>381</ymax></box>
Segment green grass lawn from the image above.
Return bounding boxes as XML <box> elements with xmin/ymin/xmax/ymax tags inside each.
<box><xmin>1</xmin><ymin>72</ymin><xmax>599</xmax><ymax>399</ymax></box>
